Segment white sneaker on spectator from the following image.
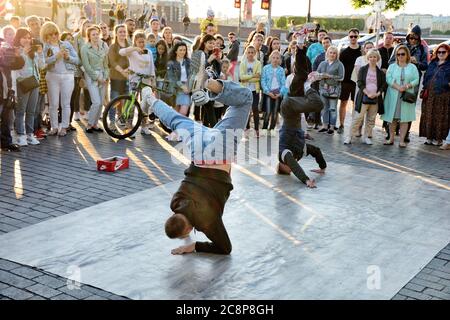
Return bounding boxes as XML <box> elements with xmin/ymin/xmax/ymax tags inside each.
<box><xmin>17</xmin><ymin>135</ymin><xmax>28</xmax><ymax>146</ymax></box>
<box><xmin>73</xmin><ymin>112</ymin><xmax>81</xmax><ymax>121</ymax></box>
<box><xmin>364</xmin><ymin>137</ymin><xmax>373</xmax><ymax>145</ymax></box>
<box><xmin>27</xmin><ymin>134</ymin><xmax>40</xmax><ymax>145</ymax></box>
<box><xmin>261</xmin><ymin>129</ymin><xmax>268</xmax><ymax>136</ymax></box>
<box><xmin>344</xmin><ymin>137</ymin><xmax>352</xmax><ymax>144</ymax></box>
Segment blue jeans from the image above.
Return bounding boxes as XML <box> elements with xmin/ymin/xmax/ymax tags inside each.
<box><xmin>320</xmin><ymin>96</ymin><xmax>338</xmax><ymax>127</ymax></box>
<box><xmin>153</xmin><ymin>80</ymin><xmax>252</xmax><ymax>164</ymax></box>
<box><xmin>445</xmin><ymin>129</ymin><xmax>450</xmax><ymax>144</ymax></box>
<box><xmin>15</xmin><ymin>86</ymin><xmax>39</xmax><ymax>135</ymax></box>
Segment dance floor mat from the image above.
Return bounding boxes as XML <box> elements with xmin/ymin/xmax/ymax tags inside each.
<box><xmin>1</xmin><ymin>160</ymin><xmax>449</xmax><ymax>299</ymax></box>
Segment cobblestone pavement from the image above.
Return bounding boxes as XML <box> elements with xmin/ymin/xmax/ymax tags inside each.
<box><xmin>0</xmin><ymin>114</ymin><xmax>449</xmax><ymax>300</ymax></box>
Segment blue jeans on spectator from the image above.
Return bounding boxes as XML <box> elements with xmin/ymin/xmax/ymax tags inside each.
<box><xmin>320</xmin><ymin>96</ymin><xmax>338</xmax><ymax>127</ymax></box>
<box><xmin>153</xmin><ymin>80</ymin><xmax>252</xmax><ymax>164</ymax></box>
<box><xmin>15</xmin><ymin>86</ymin><xmax>39</xmax><ymax>135</ymax></box>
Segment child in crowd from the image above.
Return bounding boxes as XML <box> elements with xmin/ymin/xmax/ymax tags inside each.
<box><xmin>146</xmin><ymin>33</ymin><xmax>157</xmax><ymax>62</ymax></box>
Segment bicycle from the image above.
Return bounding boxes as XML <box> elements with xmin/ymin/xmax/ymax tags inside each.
<box><xmin>102</xmin><ymin>73</ymin><xmax>169</xmax><ymax>139</ymax></box>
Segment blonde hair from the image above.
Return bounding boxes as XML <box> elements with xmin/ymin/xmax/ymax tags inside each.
<box><xmin>86</xmin><ymin>26</ymin><xmax>100</xmax><ymax>42</ymax></box>
<box><xmin>395</xmin><ymin>45</ymin><xmax>411</xmax><ymax>64</ymax></box>
<box><xmin>132</xmin><ymin>30</ymin><xmax>146</xmax><ymax>46</ymax></box>
<box><xmin>269</xmin><ymin>50</ymin><xmax>282</xmax><ymax>64</ymax></box>
<box><xmin>366</xmin><ymin>49</ymin><xmax>381</xmax><ymax>62</ymax></box>
<box><xmin>326</xmin><ymin>46</ymin><xmax>339</xmax><ymax>60</ymax></box>
<box><xmin>40</xmin><ymin>21</ymin><xmax>60</xmax><ymax>43</ymax></box>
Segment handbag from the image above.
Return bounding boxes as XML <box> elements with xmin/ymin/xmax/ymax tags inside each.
<box><xmin>4</xmin><ymin>89</ymin><xmax>16</xmax><ymax>110</ymax></box>
<box><xmin>401</xmin><ymin>91</ymin><xmax>417</xmax><ymax>104</ymax></box>
<box><xmin>321</xmin><ymin>83</ymin><xmax>340</xmax><ymax>99</ymax></box>
<box><xmin>419</xmin><ymin>89</ymin><xmax>429</xmax><ymax>100</ymax></box>
<box><xmin>362</xmin><ymin>94</ymin><xmax>377</xmax><ymax>105</ymax></box>
<box><xmin>17</xmin><ymin>75</ymin><xmax>39</xmax><ymax>93</ymax></box>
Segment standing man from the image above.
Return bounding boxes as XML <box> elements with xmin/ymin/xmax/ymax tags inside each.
<box><xmin>306</xmin><ymin>29</ymin><xmax>328</xmax><ymax>66</ymax></box>
<box><xmin>379</xmin><ymin>32</ymin><xmax>395</xmax><ymax>140</ymax></box>
<box><xmin>125</xmin><ymin>18</ymin><xmax>136</xmax><ymax>44</ymax></box>
<box><xmin>51</xmin><ymin>0</ymin><xmax>61</xmax><ymax>22</ymax></box>
<box><xmin>182</xmin><ymin>13</ymin><xmax>191</xmax><ymax>35</ymax></box>
<box><xmin>83</xmin><ymin>1</ymin><xmax>94</xmax><ymax>22</ymax></box>
<box><xmin>145</xmin><ymin>18</ymin><xmax>160</xmax><ymax>41</ymax></box>
<box><xmin>226</xmin><ymin>32</ymin><xmax>240</xmax><ymax>81</ymax></box>
<box><xmin>9</xmin><ymin>16</ymin><xmax>21</xmax><ymax>29</ymax></box>
<box><xmin>338</xmin><ymin>28</ymin><xmax>362</xmax><ymax>134</ymax></box>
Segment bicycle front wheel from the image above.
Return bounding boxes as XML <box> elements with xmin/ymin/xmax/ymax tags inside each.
<box><xmin>102</xmin><ymin>95</ymin><xmax>143</xmax><ymax>139</ymax></box>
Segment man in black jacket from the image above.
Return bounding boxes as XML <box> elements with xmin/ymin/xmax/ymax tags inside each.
<box><xmin>140</xmin><ymin>74</ymin><xmax>252</xmax><ymax>255</ymax></box>
<box><xmin>226</xmin><ymin>32</ymin><xmax>240</xmax><ymax>80</ymax></box>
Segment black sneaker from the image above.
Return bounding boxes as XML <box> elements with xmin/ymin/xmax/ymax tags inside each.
<box><xmin>327</xmin><ymin>129</ymin><xmax>334</xmax><ymax>135</ymax></box>
<box><xmin>187</xmin><ymin>50</ymin><xmax>207</xmax><ymax>93</ymax></box>
<box><xmin>86</xmin><ymin>128</ymin><xmax>95</xmax><ymax>133</ymax></box>
<box><xmin>93</xmin><ymin>127</ymin><xmax>104</xmax><ymax>133</ymax></box>
<box><xmin>1</xmin><ymin>144</ymin><xmax>21</xmax><ymax>152</ymax></box>
<box><xmin>318</xmin><ymin>128</ymin><xmax>328</xmax><ymax>133</ymax></box>
<box><xmin>337</xmin><ymin>126</ymin><xmax>344</xmax><ymax>134</ymax></box>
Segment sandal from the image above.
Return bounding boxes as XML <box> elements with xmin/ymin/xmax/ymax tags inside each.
<box><xmin>399</xmin><ymin>143</ymin><xmax>407</xmax><ymax>148</ymax></box>
<box><xmin>384</xmin><ymin>141</ymin><xmax>394</xmax><ymax>145</ymax></box>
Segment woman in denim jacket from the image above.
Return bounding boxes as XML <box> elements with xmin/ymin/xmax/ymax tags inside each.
<box><xmin>41</xmin><ymin>22</ymin><xmax>79</xmax><ymax>136</ymax></box>
<box><xmin>11</xmin><ymin>28</ymin><xmax>45</xmax><ymax>146</ymax></box>
<box><xmin>261</xmin><ymin>51</ymin><xmax>287</xmax><ymax>136</ymax></box>
<box><xmin>81</xmin><ymin>26</ymin><xmax>109</xmax><ymax>133</ymax></box>
<box><xmin>166</xmin><ymin>42</ymin><xmax>191</xmax><ymax>141</ymax></box>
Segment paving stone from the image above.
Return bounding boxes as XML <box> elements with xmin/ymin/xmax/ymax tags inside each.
<box><xmin>25</xmin><ymin>283</ymin><xmax>61</xmax><ymax>298</ymax></box>
<box><xmin>398</xmin><ymin>288</ymin><xmax>432</xmax><ymax>300</ymax></box>
<box><xmin>0</xmin><ymin>270</ymin><xmax>35</xmax><ymax>288</ymax></box>
<box><xmin>391</xmin><ymin>294</ymin><xmax>407</xmax><ymax>300</ymax></box>
<box><xmin>422</xmin><ymin>288</ymin><xmax>450</xmax><ymax>300</ymax></box>
<box><xmin>84</xmin><ymin>295</ymin><xmax>107</xmax><ymax>300</ymax></box>
<box><xmin>0</xmin><ymin>287</ymin><xmax>34</xmax><ymax>300</ymax></box>
<box><xmin>58</xmin><ymin>286</ymin><xmax>92</xmax><ymax>299</ymax></box>
<box><xmin>404</xmin><ymin>283</ymin><xmax>425</xmax><ymax>292</ymax></box>
<box><xmin>437</xmin><ymin>253</ymin><xmax>450</xmax><ymax>261</ymax></box>
<box><xmin>50</xmin><ymin>293</ymin><xmax>77</xmax><ymax>300</ymax></box>
<box><xmin>0</xmin><ymin>260</ymin><xmax>22</xmax><ymax>271</ymax></box>
<box><xmin>10</xmin><ymin>267</ymin><xmax>43</xmax><ymax>279</ymax></box>
<box><xmin>410</xmin><ymin>278</ymin><xmax>445</xmax><ymax>291</ymax></box>
<box><xmin>33</xmin><ymin>275</ymin><xmax>67</xmax><ymax>289</ymax></box>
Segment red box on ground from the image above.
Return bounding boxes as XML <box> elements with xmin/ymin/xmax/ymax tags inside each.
<box><xmin>97</xmin><ymin>156</ymin><xmax>129</xmax><ymax>172</ymax></box>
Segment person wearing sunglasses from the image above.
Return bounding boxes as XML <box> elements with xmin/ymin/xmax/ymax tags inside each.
<box><xmin>388</xmin><ymin>25</ymin><xmax>428</xmax><ymax>142</ymax></box>
<box><xmin>338</xmin><ymin>28</ymin><xmax>362</xmax><ymax>135</ymax></box>
<box><xmin>419</xmin><ymin>43</ymin><xmax>450</xmax><ymax>148</ymax></box>
<box><xmin>99</xmin><ymin>22</ymin><xmax>112</xmax><ymax>46</ymax></box>
<box><xmin>382</xmin><ymin>45</ymin><xmax>420</xmax><ymax>148</ymax></box>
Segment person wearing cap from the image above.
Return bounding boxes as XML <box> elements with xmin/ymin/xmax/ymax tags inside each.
<box><xmin>200</xmin><ymin>9</ymin><xmax>218</xmax><ymax>35</ymax></box>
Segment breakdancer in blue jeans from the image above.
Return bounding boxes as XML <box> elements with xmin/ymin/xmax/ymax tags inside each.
<box><xmin>141</xmin><ymin>73</ymin><xmax>252</xmax><ymax>255</ymax></box>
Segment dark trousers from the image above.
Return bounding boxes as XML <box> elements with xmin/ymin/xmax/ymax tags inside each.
<box><xmin>0</xmin><ymin>102</ymin><xmax>13</xmax><ymax>147</ymax></box>
<box><xmin>70</xmin><ymin>77</ymin><xmax>91</xmax><ymax>122</ymax></box>
<box><xmin>246</xmin><ymin>91</ymin><xmax>260</xmax><ymax>131</ymax></box>
<box><xmin>202</xmin><ymin>101</ymin><xmax>218</xmax><ymax>128</ymax></box>
<box><xmin>262</xmin><ymin>95</ymin><xmax>280</xmax><ymax>130</ymax></box>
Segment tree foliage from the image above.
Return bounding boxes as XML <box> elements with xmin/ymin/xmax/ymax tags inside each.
<box><xmin>350</xmin><ymin>0</ymin><xmax>408</xmax><ymax>11</ymax></box>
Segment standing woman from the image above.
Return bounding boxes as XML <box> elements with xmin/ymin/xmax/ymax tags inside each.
<box><xmin>119</xmin><ymin>31</ymin><xmax>155</xmax><ymax>135</ymax></box>
<box><xmin>108</xmin><ymin>24</ymin><xmax>129</xmax><ymax>101</ymax></box>
<box><xmin>260</xmin><ymin>51</ymin><xmax>287</xmax><ymax>136</ymax></box>
<box><xmin>419</xmin><ymin>43</ymin><xmax>450</xmax><ymax>146</ymax></box>
<box><xmin>167</xmin><ymin>42</ymin><xmax>191</xmax><ymax>116</ymax></box>
<box><xmin>41</xmin><ymin>22</ymin><xmax>79</xmax><ymax>137</ymax></box>
<box><xmin>81</xmin><ymin>26</ymin><xmax>109</xmax><ymax>133</ymax></box>
<box><xmin>240</xmin><ymin>45</ymin><xmax>262</xmax><ymax>137</ymax></box>
<box><xmin>72</xmin><ymin>19</ymin><xmax>92</xmax><ymax>121</ymax></box>
<box><xmin>166</xmin><ymin>42</ymin><xmax>191</xmax><ymax>140</ymax></box>
<box><xmin>382</xmin><ymin>45</ymin><xmax>420</xmax><ymax>147</ymax></box>
<box><xmin>161</xmin><ymin>26</ymin><xmax>174</xmax><ymax>50</ymax></box>
<box><xmin>11</xmin><ymin>28</ymin><xmax>45</xmax><ymax>146</ymax></box>
<box><xmin>191</xmin><ymin>34</ymin><xmax>221</xmax><ymax>127</ymax></box>
<box><xmin>108</xmin><ymin>24</ymin><xmax>129</xmax><ymax>127</ymax></box>
<box><xmin>316</xmin><ymin>46</ymin><xmax>345</xmax><ymax>134</ymax></box>
<box><xmin>345</xmin><ymin>49</ymin><xmax>386</xmax><ymax>145</ymax></box>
